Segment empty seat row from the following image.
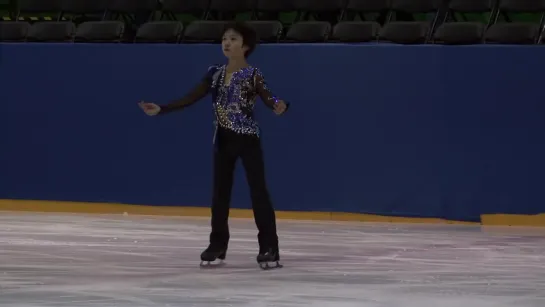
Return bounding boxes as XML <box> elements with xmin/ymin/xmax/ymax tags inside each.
<box><xmin>0</xmin><ymin>21</ymin><xmax>124</xmax><ymax>42</ymax></box>
<box><xmin>10</xmin><ymin>0</ymin><xmax>442</xmax><ymax>17</ymax></box>
<box><xmin>1</xmin><ymin>20</ymin><xmax>543</xmax><ymax>44</ymax></box>
<box><xmin>11</xmin><ymin>0</ymin><xmax>545</xmax><ymax>23</ymax></box>
<box><xmin>6</xmin><ymin>0</ymin><xmax>545</xmax><ymax>45</ymax></box>
<box><xmin>434</xmin><ymin>22</ymin><xmax>543</xmax><ymax>45</ymax></box>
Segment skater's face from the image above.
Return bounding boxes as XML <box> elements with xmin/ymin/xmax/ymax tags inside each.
<box><xmin>222</xmin><ymin>29</ymin><xmax>248</xmax><ymax>59</ymax></box>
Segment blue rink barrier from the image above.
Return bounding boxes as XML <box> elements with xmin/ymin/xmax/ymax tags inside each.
<box><xmin>1</xmin><ymin>43</ymin><xmax>545</xmax><ymax>224</ymax></box>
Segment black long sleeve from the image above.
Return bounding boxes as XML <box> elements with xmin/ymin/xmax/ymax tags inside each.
<box><xmin>254</xmin><ymin>71</ymin><xmax>278</xmax><ymax>110</ymax></box>
<box><xmin>254</xmin><ymin>69</ymin><xmax>290</xmax><ymax>113</ymax></box>
<box><xmin>158</xmin><ymin>78</ymin><xmax>211</xmax><ymax>115</ymax></box>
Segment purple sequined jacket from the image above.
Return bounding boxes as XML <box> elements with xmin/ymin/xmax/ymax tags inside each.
<box><xmin>159</xmin><ymin>65</ymin><xmax>288</xmax><ymax>137</ymax></box>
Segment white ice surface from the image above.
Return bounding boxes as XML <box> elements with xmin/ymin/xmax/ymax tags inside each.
<box><xmin>0</xmin><ymin>212</ymin><xmax>544</xmax><ymax>306</ymax></box>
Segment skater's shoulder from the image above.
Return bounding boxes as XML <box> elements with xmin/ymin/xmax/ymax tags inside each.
<box><xmin>207</xmin><ymin>64</ymin><xmax>223</xmax><ymax>73</ymax></box>
<box><xmin>205</xmin><ymin>64</ymin><xmax>223</xmax><ymax>81</ymax></box>
<box><xmin>247</xmin><ymin>66</ymin><xmax>266</xmax><ymax>78</ymax></box>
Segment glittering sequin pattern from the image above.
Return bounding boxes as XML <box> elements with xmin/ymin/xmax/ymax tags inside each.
<box><xmin>209</xmin><ymin>65</ymin><xmax>279</xmax><ymax>137</ymax></box>
<box><xmin>158</xmin><ymin>64</ymin><xmax>282</xmax><ymax>139</ymax></box>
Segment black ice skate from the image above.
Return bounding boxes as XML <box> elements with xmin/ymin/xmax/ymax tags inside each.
<box><xmin>200</xmin><ymin>245</ymin><xmax>227</xmax><ymax>267</ymax></box>
<box><xmin>257</xmin><ymin>248</ymin><xmax>282</xmax><ymax>270</ymax></box>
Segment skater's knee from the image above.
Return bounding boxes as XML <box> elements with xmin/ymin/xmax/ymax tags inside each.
<box><xmin>252</xmin><ymin>199</ymin><xmax>274</xmax><ymax>210</ymax></box>
<box><xmin>249</xmin><ymin>188</ymin><xmax>270</xmax><ymax>201</ymax></box>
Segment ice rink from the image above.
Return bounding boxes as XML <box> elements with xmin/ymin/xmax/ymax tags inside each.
<box><xmin>0</xmin><ymin>212</ymin><xmax>544</xmax><ymax>307</ymax></box>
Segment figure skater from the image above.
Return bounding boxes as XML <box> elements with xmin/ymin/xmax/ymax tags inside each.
<box><xmin>138</xmin><ymin>22</ymin><xmax>289</xmax><ymax>269</ymax></box>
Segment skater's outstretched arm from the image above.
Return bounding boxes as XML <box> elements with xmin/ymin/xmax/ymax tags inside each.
<box><xmin>253</xmin><ymin>69</ymin><xmax>289</xmax><ymax>115</ymax></box>
<box><xmin>158</xmin><ymin>80</ymin><xmax>209</xmax><ymax>114</ymax></box>
<box><xmin>158</xmin><ymin>65</ymin><xmax>220</xmax><ymax>115</ymax></box>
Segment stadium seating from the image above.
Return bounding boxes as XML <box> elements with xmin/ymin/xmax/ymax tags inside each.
<box><xmin>0</xmin><ymin>0</ymin><xmax>544</xmax><ymax>44</ymax></box>
<box><xmin>134</xmin><ymin>20</ymin><xmax>183</xmax><ymax>43</ymax></box>
<box><xmin>75</xmin><ymin>20</ymin><xmax>124</xmax><ymax>42</ymax></box>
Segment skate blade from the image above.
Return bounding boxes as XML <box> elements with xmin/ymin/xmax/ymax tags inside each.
<box><xmin>259</xmin><ymin>261</ymin><xmax>283</xmax><ymax>270</ymax></box>
<box><xmin>199</xmin><ymin>260</ymin><xmax>225</xmax><ymax>268</ymax></box>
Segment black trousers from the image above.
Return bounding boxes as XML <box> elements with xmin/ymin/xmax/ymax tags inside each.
<box><xmin>209</xmin><ymin>127</ymin><xmax>279</xmax><ymax>251</ymax></box>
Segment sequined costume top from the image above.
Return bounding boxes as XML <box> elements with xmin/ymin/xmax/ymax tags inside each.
<box><xmin>159</xmin><ymin>65</ymin><xmax>288</xmax><ymax>137</ymax></box>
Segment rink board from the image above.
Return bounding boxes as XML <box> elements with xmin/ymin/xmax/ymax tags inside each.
<box><xmin>1</xmin><ymin>43</ymin><xmax>545</xmax><ymax>225</ymax></box>
<box><xmin>1</xmin><ymin>199</ymin><xmax>544</xmax><ymax>227</ymax></box>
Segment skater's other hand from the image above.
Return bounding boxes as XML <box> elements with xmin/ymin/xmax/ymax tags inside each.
<box><xmin>274</xmin><ymin>100</ymin><xmax>287</xmax><ymax>115</ymax></box>
<box><xmin>138</xmin><ymin>101</ymin><xmax>161</xmax><ymax>116</ymax></box>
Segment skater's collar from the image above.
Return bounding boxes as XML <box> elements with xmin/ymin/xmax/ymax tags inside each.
<box><xmin>225</xmin><ymin>64</ymin><xmax>253</xmax><ymax>74</ymax></box>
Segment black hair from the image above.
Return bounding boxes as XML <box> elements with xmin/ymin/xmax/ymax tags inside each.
<box><xmin>222</xmin><ymin>22</ymin><xmax>257</xmax><ymax>58</ymax></box>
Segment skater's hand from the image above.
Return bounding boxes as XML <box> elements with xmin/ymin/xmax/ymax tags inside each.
<box><xmin>138</xmin><ymin>101</ymin><xmax>161</xmax><ymax>116</ymax></box>
<box><xmin>274</xmin><ymin>100</ymin><xmax>287</xmax><ymax>115</ymax></box>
